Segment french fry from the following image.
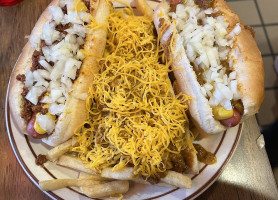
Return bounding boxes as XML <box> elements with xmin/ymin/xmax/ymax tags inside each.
<box><xmin>101</xmin><ymin>167</ymin><xmax>136</xmax><ymax>180</ymax></box>
<box><xmin>57</xmin><ymin>155</ymin><xmax>95</xmax><ymax>174</ymax></box>
<box><xmin>79</xmin><ymin>171</ymin><xmax>94</xmax><ymax>179</ymax></box>
<box><xmin>57</xmin><ymin>155</ymin><xmax>111</xmax><ymax>181</ymax></box>
<box><xmin>134</xmin><ymin>176</ymin><xmax>175</xmax><ymax>188</ymax></box>
<box><xmin>101</xmin><ymin>168</ymin><xmax>191</xmax><ymax>188</ymax></box>
<box><xmin>47</xmin><ymin>139</ymin><xmax>77</xmax><ymax>162</ymax></box>
<box><xmin>39</xmin><ymin>178</ymin><xmax>101</xmax><ymax>191</ymax></box>
<box><xmin>81</xmin><ymin>180</ymin><xmax>129</xmax><ymax>198</ymax></box>
<box><xmin>79</xmin><ymin>171</ymin><xmax>110</xmax><ymax>181</ymax></box>
<box><xmin>160</xmin><ymin>171</ymin><xmax>192</xmax><ymax>188</ymax></box>
<box><xmin>134</xmin><ymin>0</ymin><xmax>154</xmax><ymax>20</ymax></box>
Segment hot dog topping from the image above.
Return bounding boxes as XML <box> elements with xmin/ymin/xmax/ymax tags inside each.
<box><xmin>167</xmin><ymin>0</ymin><xmax>242</xmax><ymax>120</ymax></box>
<box><xmin>17</xmin><ymin>0</ymin><xmax>91</xmax><ymax>135</ymax></box>
<box><xmin>219</xmin><ymin>108</ymin><xmax>241</xmax><ymax>127</ymax></box>
<box><xmin>71</xmin><ymin>7</ymin><xmax>193</xmax><ymax>179</ymax></box>
<box><xmin>35</xmin><ymin>154</ymin><xmax>48</xmax><ymax>166</ymax></box>
<box><xmin>16</xmin><ymin>74</ymin><xmax>26</xmax><ymax>82</ymax></box>
<box><xmin>193</xmin><ymin>143</ymin><xmax>217</xmax><ymax>164</ymax></box>
<box><xmin>194</xmin><ymin>0</ymin><xmax>214</xmax><ymax>10</ymax></box>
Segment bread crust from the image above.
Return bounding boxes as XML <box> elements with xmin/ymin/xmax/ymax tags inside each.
<box><xmin>154</xmin><ymin>0</ymin><xmax>264</xmax><ymax>134</ymax></box>
<box><xmin>9</xmin><ymin>0</ymin><xmax>110</xmax><ymax>146</ymax></box>
<box><xmin>214</xmin><ymin>0</ymin><xmax>264</xmax><ymax>118</ymax></box>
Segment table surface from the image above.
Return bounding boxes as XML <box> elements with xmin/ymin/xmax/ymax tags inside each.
<box><xmin>1</xmin><ymin>0</ymin><xmax>278</xmax><ymax>199</ymax></box>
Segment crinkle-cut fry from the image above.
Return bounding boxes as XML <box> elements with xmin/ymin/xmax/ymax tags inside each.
<box><xmin>39</xmin><ymin>178</ymin><xmax>101</xmax><ymax>191</ymax></box>
<box><xmin>101</xmin><ymin>167</ymin><xmax>136</xmax><ymax>180</ymax></box>
<box><xmin>81</xmin><ymin>180</ymin><xmax>129</xmax><ymax>198</ymax></box>
<box><xmin>134</xmin><ymin>0</ymin><xmax>154</xmax><ymax>20</ymax></box>
<box><xmin>161</xmin><ymin>171</ymin><xmax>192</xmax><ymax>188</ymax></box>
<box><xmin>47</xmin><ymin>139</ymin><xmax>77</xmax><ymax>162</ymax></box>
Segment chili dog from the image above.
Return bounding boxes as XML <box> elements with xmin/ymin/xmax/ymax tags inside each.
<box><xmin>9</xmin><ymin>0</ymin><xmax>110</xmax><ymax>146</ymax></box>
<box><xmin>154</xmin><ymin>0</ymin><xmax>264</xmax><ymax>134</ymax></box>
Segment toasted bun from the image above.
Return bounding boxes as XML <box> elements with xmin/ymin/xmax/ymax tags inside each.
<box><xmin>154</xmin><ymin>0</ymin><xmax>264</xmax><ymax>134</ymax></box>
<box><xmin>9</xmin><ymin>0</ymin><xmax>110</xmax><ymax>146</ymax></box>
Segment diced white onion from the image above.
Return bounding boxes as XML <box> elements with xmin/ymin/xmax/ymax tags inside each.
<box><xmin>63</xmin><ymin>58</ymin><xmax>82</xmax><ymax>79</ymax></box>
<box><xmin>25</xmin><ymin>71</ymin><xmax>34</xmax><ymax>88</ymax></box>
<box><xmin>33</xmin><ymin>70</ymin><xmax>49</xmax><ymax>88</ymax></box>
<box><xmin>39</xmin><ymin>60</ymin><xmax>52</xmax><ymax>71</ymax></box>
<box><xmin>49</xmin><ymin>6</ymin><xmax>64</xmax><ymax>24</ymax></box>
<box><xmin>37</xmin><ymin>69</ymin><xmax>50</xmax><ymax>80</ymax></box>
<box><xmin>49</xmin><ymin>103</ymin><xmax>65</xmax><ymax>115</ymax></box>
<box><xmin>50</xmin><ymin>60</ymin><xmax>65</xmax><ymax>81</ymax></box>
<box><xmin>29</xmin><ymin>33</ymin><xmax>41</xmax><ymax>50</ymax></box>
<box><xmin>65</xmin><ymin>24</ymin><xmax>89</xmax><ymax>38</ymax></box>
<box><xmin>40</xmin><ymin>21</ymin><xmax>59</xmax><ymax>45</ymax></box>
<box><xmin>50</xmin><ymin>89</ymin><xmax>63</xmax><ymax>102</ymax></box>
<box><xmin>37</xmin><ymin>114</ymin><xmax>55</xmax><ymax>133</ymax></box>
<box><xmin>40</xmin><ymin>95</ymin><xmax>53</xmax><ymax>104</ymax></box>
<box><xmin>48</xmin><ymin>80</ymin><xmax>61</xmax><ymax>91</ymax></box>
<box><xmin>222</xmin><ymin>100</ymin><xmax>232</xmax><ymax>110</ymax></box>
<box><xmin>27</xmin><ymin>1</ymin><xmax>90</xmax><ymax>109</ymax></box>
<box><xmin>25</xmin><ymin>86</ymin><xmax>46</xmax><ymax>105</ymax></box>
<box><xmin>56</xmin><ymin>96</ymin><xmax>66</xmax><ymax>104</ymax></box>
<box><xmin>171</xmin><ymin>0</ymin><xmax>242</xmax><ymax>108</ymax></box>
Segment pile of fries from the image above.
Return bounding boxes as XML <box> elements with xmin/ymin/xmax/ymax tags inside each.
<box><xmin>40</xmin><ymin>138</ymin><xmax>191</xmax><ymax>198</ymax></box>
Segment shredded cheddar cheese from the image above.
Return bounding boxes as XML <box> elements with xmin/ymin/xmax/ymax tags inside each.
<box><xmin>71</xmin><ymin>7</ymin><xmax>192</xmax><ymax>178</ymax></box>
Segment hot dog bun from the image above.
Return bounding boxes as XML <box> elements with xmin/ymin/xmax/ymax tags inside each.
<box><xmin>154</xmin><ymin>0</ymin><xmax>264</xmax><ymax>134</ymax></box>
<box><xmin>9</xmin><ymin>0</ymin><xmax>110</xmax><ymax>146</ymax></box>
<box><xmin>43</xmin><ymin>0</ymin><xmax>110</xmax><ymax>146</ymax></box>
<box><xmin>9</xmin><ymin>0</ymin><xmax>59</xmax><ymax>136</ymax></box>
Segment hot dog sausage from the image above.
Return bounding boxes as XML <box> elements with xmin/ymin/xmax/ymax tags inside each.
<box><xmin>220</xmin><ymin>108</ymin><xmax>241</xmax><ymax>127</ymax></box>
<box><xmin>27</xmin><ymin>114</ymin><xmax>47</xmax><ymax>139</ymax></box>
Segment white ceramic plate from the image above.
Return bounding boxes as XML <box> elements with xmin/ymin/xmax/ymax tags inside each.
<box><xmin>5</xmin><ymin>0</ymin><xmax>243</xmax><ymax>199</ymax></box>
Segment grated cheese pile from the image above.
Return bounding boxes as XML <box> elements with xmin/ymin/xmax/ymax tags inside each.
<box><xmin>72</xmin><ymin>7</ymin><xmax>192</xmax><ymax>178</ymax></box>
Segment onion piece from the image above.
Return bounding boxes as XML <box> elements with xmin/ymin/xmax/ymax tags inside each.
<box><xmin>65</xmin><ymin>24</ymin><xmax>89</xmax><ymax>38</ymax></box>
<box><xmin>39</xmin><ymin>60</ymin><xmax>52</xmax><ymax>71</ymax></box>
<box><xmin>49</xmin><ymin>103</ymin><xmax>65</xmax><ymax>115</ymax></box>
<box><xmin>49</xmin><ymin>6</ymin><xmax>64</xmax><ymax>24</ymax></box>
<box><xmin>25</xmin><ymin>71</ymin><xmax>34</xmax><ymax>88</ymax></box>
<box><xmin>37</xmin><ymin>69</ymin><xmax>50</xmax><ymax>80</ymax></box>
<box><xmin>50</xmin><ymin>60</ymin><xmax>65</xmax><ymax>81</ymax></box>
<box><xmin>63</xmin><ymin>58</ymin><xmax>82</xmax><ymax>79</ymax></box>
<box><xmin>50</xmin><ymin>89</ymin><xmax>63</xmax><ymax>102</ymax></box>
<box><xmin>25</xmin><ymin>86</ymin><xmax>46</xmax><ymax>105</ymax></box>
<box><xmin>40</xmin><ymin>95</ymin><xmax>53</xmax><ymax>104</ymax></box>
<box><xmin>37</xmin><ymin>114</ymin><xmax>55</xmax><ymax>133</ymax></box>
